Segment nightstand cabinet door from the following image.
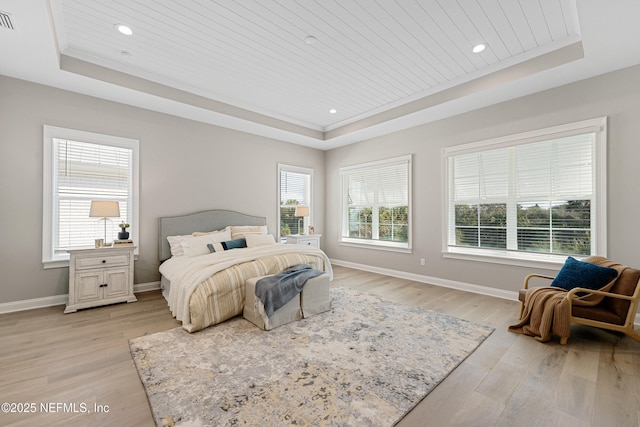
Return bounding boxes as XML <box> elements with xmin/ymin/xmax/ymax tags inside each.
<box><xmin>103</xmin><ymin>267</ymin><xmax>129</xmax><ymax>298</ymax></box>
<box><xmin>75</xmin><ymin>271</ymin><xmax>103</xmax><ymax>303</ymax></box>
<box><xmin>66</xmin><ymin>246</ymin><xmax>137</xmax><ymax>314</ymax></box>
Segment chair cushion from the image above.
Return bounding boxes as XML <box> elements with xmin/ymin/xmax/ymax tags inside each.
<box><xmin>602</xmin><ymin>266</ymin><xmax>640</xmax><ymax>321</ymax></box>
<box><xmin>551</xmin><ymin>257</ymin><xmax>618</xmax><ymax>292</ymax></box>
<box><xmin>572</xmin><ymin>304</ymin><xmax>624</xmax><ymax>326</ymax></box>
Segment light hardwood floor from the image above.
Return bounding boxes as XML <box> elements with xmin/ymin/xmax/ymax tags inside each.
<box><xmin>1</xmin><ymin>265</ymin><xmax>639</xmax><ymax>426</ymax></box>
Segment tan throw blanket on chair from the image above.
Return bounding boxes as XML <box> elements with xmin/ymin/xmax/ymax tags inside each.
<box><xmin>509</xmin><ymin>257</ymin><xmax>624</xmax><ymax>343</ymax></box>
<box><xmin>508</xmin><ymin>287</ymin><xmax>571</xmax><ymax>342</ymax></box>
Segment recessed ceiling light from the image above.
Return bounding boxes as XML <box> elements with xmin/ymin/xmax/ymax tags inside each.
<box><xmin>329</xmin><ymin>108</ymin><xmax>337</xmax><ymax>114</ymax></box>
<box><xmin>304</xmin><ymin>35</ymin><xmax>317</xmax><ymax>45</ymax></box>
<box><xmin>472</xmin><ymin>43</ymin><xmax>486</xmax><ymax>53</ymax></box>
<box><xmin>115</xmin><ymin>24</ymin><xmax>133</xmax><ymax>36</ymax></box>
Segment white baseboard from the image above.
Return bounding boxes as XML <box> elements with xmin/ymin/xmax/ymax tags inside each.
<box><xmin>134</xmin><ymin>281</ymin><xmax>161</xmax><ymax>293</ymax></box>
<box><xmin>330</xmin><ymin>258</ymin><xmax>519</xmax><ymax>302</ymax></box>
<box><xmin>0</xmin><ymin>281</ymin><xmax>162</xmax><ymax>314</ymax></box>
<box><xmin>0</xmin><ymin>294</ymin><xmax>69</xmax><ymax>314</ymax></box>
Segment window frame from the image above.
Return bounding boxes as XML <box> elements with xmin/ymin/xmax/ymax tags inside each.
<box><xmin>277</xmin><ymin>164</ymin><xmax>313</xmax><ymax>242</ymax></box>
<box><xmin>339</xmin><ymin>154</ymin><xmax>413</xmax><ymax>253</ymax></box>
<box><xmin>42</xmin><ymin>125</ymin><xmax>140</xmax><ymax>268</ymax></box>
<box><xmin>442</xmin><ymin>117</ymin><xmax>607</xmax><ymax>268</ymax></box>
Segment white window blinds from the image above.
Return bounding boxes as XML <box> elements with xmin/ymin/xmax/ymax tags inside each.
<box><xmin>278</xmin><ymin>165</ymin><xmax>313</xmax><ymax>238</ymax></box>
<box><xmin>345</xmin><ymin>158</ymin><xmax>409</xmax><ymax>207</ymax></box>
<box><xmin>280</xmin><ymin>170</ymin><xmax>309</xmax><ymax>206</ymax></box>
<box><xmin>54</xmin><ymin>138</ymin><xmax>132</xmax><ymax>251</ymax></box>
<box><xmin>515</xmin><ymin>135</ymin><xmax>593</xmax><ymax>199</ymax></box>
<box><xmin>43</xmin><ymin>125</ymin><xmax>139</xmax><ymax>266</ymax></box>
<box><xmin>452</xmin><ymin>134</ymin><xmax>593</xmax><ymax>204</ymax></box>
<box><xmin>444</xmin><ymin>117</ymin><xmax>606</xmax><ymax>261</ymax></box>
<box><xmin>340</xmin><ymin>155</ymin><xmax>412</xmax><ymax>250</ymax></box>
<box><xmin>452</xmin><ymin>149</ymin><xmax>509</xmax><ymax>202</ymax></box>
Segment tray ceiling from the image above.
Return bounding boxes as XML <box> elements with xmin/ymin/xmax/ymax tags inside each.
<box><xmin>1</xmin><ymin>1</ymin><xmax>640</xmax><ymax>148</ymax></box>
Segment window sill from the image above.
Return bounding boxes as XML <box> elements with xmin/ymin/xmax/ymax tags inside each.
<box><xmin>43</xmin><ymin>258</ymin><xmax>70</xmax><ymax>269</ymax></box>
<box><xmin>339</xmin><ymin>238</ymin><xmax>412</xmax><ymax>254</ymax></box>
<box><xmin>442</xmin><ymin>247</ymin><xmax>576</xmax><ymax>271</ymax></box>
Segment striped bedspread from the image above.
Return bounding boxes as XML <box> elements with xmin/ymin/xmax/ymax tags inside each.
<box><xmin>160</xmin><ymin>244</ymin><xmax>332</xmax><ymax>332</ymax></box>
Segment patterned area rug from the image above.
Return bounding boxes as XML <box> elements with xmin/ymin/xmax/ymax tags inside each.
<box><xmin>130</xmin><ymin>287</ymin><xmax>493</xmax><ymax>426</ymax></box>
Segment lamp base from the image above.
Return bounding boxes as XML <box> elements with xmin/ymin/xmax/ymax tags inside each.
<box><xmin>297</xmin><ymin>219</ymin><xmax>306</xmax><ymax>235</ymax></box>
<box><xmin>96</xmin><ymin>217</ymin><xmax>116</xmax><ymax>246</ymax></box>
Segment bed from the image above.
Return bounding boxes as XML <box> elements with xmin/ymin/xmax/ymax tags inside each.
<box><xmin>158</xmin><ymin>209</ymin><xmax>333</xmax><ymax>332</ymax></box>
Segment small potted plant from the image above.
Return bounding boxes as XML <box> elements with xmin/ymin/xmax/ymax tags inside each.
<box><xmin>118</xmin><ymin>222</ymin><xmax>130</xmax><ymax>240</ymax></box>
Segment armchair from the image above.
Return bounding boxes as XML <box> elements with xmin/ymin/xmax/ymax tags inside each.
<box><xmin>518</xmin><ymin>256</ymin><xmax>640</xmax><ymax>344</ymax></box>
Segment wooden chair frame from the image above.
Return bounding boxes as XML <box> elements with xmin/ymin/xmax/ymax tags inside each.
<box><xmin>521</xmin><ymin>273</ymin><xmax>640</xmax><ymax>344</ymax></box>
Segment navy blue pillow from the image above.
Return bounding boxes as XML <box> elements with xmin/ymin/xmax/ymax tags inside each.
<box><xmin>223</xmin><ymin>237</ymin><xmax>246</xmax><ymax>250</ymax></box>
<box><xmin>551</xmin><ymin>257</ymin><xmax>617</xmax><ymax>291</ymax></box>
<box><xmin>207</xmin><ymin>238</ymin><xmax>247</xmax><ymax>253</ymax></box>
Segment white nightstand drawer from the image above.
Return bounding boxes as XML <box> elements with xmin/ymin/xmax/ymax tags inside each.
<box><xmin>285</xmin><ymin>234</ymin><xmax>321</xmax><ymax>248</ymax></box>
<box><xmin>297</xmin><ymin>238</ymin><xmax>318</xmax><ymax>247</ymax></box>
<box><xmin>75</xmin><ymin>254</ymin><xmax>130</xmax><ymax>270</ymax></box>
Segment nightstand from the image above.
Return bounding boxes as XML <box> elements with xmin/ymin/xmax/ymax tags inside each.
<box><xmin>285</xmin><ymin>234</ymin><xmax>321</xmax><ymax>248</ymax></box>
<box><xmin>65</xmin><ymin>246</ymin><xmax>137</xmax><ymax>313</ymax></box>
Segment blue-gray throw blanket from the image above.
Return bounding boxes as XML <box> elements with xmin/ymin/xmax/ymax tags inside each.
<box><xmin>255</xmin><ymin>264</ymin><xmax>324</xmax><ymax>317</ymax></box>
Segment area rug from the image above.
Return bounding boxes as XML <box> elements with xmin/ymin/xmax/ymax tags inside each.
<box><xmin>129</xmin><ymin>287</ymin><xmax>494</xmax><ymax>426</ymax></box>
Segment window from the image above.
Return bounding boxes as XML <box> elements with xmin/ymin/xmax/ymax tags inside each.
<box><xmin>443</xmin><ymin>117</ymin><xmax>607</xmax><ymax>265</ymax></box>
<box><xmin>278</xmin><ymin>164</ymin><xmax>312</xmax><ymax>240</ymax></box>
<box><xmin>340</xmin><ymin>155</ymin><xmax>412</xmax><ymax>252</ymax></box>
<box><xmin>43</xmin><ymin>126</ymin><xmax>139</xmax><ymax>267</ymax></box>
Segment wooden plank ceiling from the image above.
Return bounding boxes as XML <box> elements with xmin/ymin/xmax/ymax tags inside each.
<box><xmin>57</xmin><ymin>0</ymin><xmax>579</xmax><ymax>130</ymax></box>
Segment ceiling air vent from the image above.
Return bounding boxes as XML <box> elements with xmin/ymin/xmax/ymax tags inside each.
<box><xmin>0</xmin><ymin>11</ymin><xmax>15</xmax><ymax>30</ymax></box>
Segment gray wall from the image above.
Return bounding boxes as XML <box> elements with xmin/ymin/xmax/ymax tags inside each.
<box><xmin>2</xmin><ymin>63</ymin><xmax>640</xmax><ymax>305</ymax></box>
<box><xmin>0</xmin><ymin>75</ymin><xmax>325</xmax><ymax>303</ymax></box>
<box><xmin>325</xmin><ymin>64</ymin><xmax>640</xmax><ymax>294</ymax></box>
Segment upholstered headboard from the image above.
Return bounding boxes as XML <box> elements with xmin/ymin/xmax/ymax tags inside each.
<box><xmin>158</xmin><ymin>209</ymin><xmax>267</xmax><ymax>262</ymax></box>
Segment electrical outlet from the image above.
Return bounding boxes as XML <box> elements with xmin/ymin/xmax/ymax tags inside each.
<box><xmin>420</xmin><ymin>258</ymin><xmax>426</xmax><ymax>266</ymax></box>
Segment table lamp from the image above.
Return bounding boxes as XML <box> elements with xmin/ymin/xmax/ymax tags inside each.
<box><xmin>90</xmin><ymin>200</ymin><xmax>120</xmax><ymax>245</ymax></box>
<box><xmin>294</xmin><ymin>205</ymin><xmax>309</xmax><ymax>235</ymax></box>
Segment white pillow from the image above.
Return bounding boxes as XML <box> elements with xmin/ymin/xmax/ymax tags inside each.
<box><xmin>230</xmin><ymin>225</ymin><xmax>267</xmax><ymax>240</ymax></box>
<box><xmin>192</xmin><ymin>226</ymin><xmax>230</xmax><ymax>237</ymax></box>
<box><xmin>167</xmin><ymin>234</ymin><xmax>190</xmax><ymax>257</ymax></box>
<box><xmin>245</xmin><ymin>233</ymin><xmax>276</xmax><ymax>247</ymax></box>
<box><xmin>181</xmin><ymin>228</ymin><xmax>232</xmax><ymax>257</ymax></box>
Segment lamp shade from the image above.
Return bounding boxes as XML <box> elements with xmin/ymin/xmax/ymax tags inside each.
<box><xmin>89</xmin><ymin>200</ymin><xmax>120</xmax><ymax>218</ymax></box>
<box><xmin>294</xmin><ymin>205</ymin><xmax>309</xmax><ymax>217</ymax></box>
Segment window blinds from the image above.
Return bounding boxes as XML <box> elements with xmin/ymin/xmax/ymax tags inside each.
<box><xmin>448</xmin><ymin>132</ymin><xmax>596</xmax><ymax>255</ymax></box>
<box><xmin>344</xmin><ymin>158</ymin><xmax>409</xmax><ymax>207</ymax></box>
<box><xmin>451</xmin><ymin>134</ymin><xmax>594</xmax><ymax>204</ymax></box>
<box><xmin>53</xmin><ymin>138</ymin><xmax>132</xmax><ymax>250</ymax></box>
<box><xmin>279</xmin><ymin>167</ymin><xmax>312</xmax><ymax>236</ymax></box>
<box><xmin>340</xmin><ymin>155</ymin><xmax>411</xmax><ymax>249</ymax></box>
<box><xmin>452</xmin><ymin>149</ymin><xmax>509</xmax><ymax>202</ymax></box>
<box><xmin>280</xmin><ymin>170</ymin><xmax>308</xmax><ymax>206</ymax></box>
